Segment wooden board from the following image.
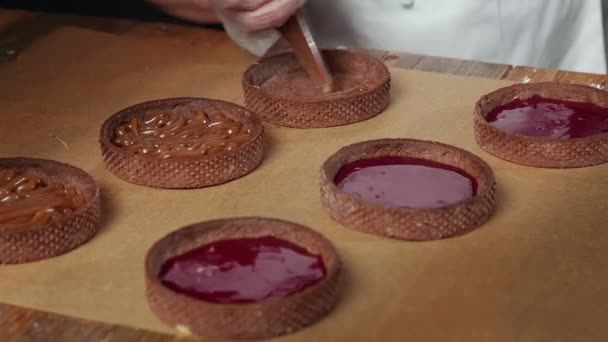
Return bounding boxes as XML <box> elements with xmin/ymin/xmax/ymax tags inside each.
<box><xmin>1</xmin><ymin>25</ymin><xmax>608</xmax><ymax>342</ymax></box>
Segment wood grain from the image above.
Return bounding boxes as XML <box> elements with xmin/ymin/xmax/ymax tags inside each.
<box><xmin>411</xmin><ymin>55</ymin><xmax>512</xmax><ymax>79</ymax></box>
<box><xmin>0</xmin><ymin>303</ymin><xmax>184</xmax><ymax>342</ymax></box>
<box><xmin>0</xmin><ymin>7</ymin><xmax>605</xmax><ymax>342</ymax></box>
<box><xmin>504</xmin><ymin>66</ymin><xmax>608</xmax><ymax>88</ymax></box>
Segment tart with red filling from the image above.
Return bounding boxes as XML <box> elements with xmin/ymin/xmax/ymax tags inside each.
<box><xmin>474</xmin><ymin>82</ymin><xmax>608</xmax><ymax>168</ymax></box>
<box><xmin>145</xmin><ymin>217</ymin><xmax>341</xmax><ymax>339</ymax></box>
<box><xmin>320</xmin><ymin>139</ymin><xmax>496</xmax><ymax>241</ymax></box>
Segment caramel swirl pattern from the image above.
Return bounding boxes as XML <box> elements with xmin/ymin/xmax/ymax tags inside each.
<box><xmin>0</xmin><ymin>169</ymin><xmax>85</xmax><ymax>226</ymax></box>
<box><xmin>112</xmin><ymin>111</ymin><xmax>254</xmax><ymax>159</ymax></box>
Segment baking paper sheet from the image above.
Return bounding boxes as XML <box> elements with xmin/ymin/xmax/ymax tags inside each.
<box><xmin>0</xmin><ymin>28</ymin><xmax>607</xmax><ymax>342</ymax></box>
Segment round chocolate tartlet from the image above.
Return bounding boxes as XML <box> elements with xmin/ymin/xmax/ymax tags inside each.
<box><xmin>474</xmin><ymin>82</ymin><xmax>608</xmax><ymax>168</ymax></box>
<box><xmin>100</xmin><ymin>98</ymin><xmax>264</xmax><ymax>188</ymax></box>
<box><xmin>320</xmin><ymin>139</ymin><xmax>496</xmax><ymax>241</ymax></box>
<box><xmin>0</xmin><ymin>158</ymin><xmax>100</xmax><ymax>264</ymax></box>
<box><xmin>243</xmin><ymin>49</ymin><xmax>391</xmax><ymax>128</ymax></box>
<box><xmin>145</xmin><ymin>217</ymin><xmax>341</xmax><ymax>339</ymax></box>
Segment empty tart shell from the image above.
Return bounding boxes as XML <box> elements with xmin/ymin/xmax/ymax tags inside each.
<box><xmin>242</xmin><ymin>49</ymin><xmax>391</xmax><ymax>128</ymax></box>
<box><xmin>474</xmin><ymin>82</ymin><xmax>608</xmax><ymax>168</ymax></box>
<box><xmin>100</xmin><ymin>98</ymin><xmax>264</xmax><ymax>188</ymax></box>
<box><xmin>0</xmin><ymin>158</ymin><xmax>100</xmax><ymax>264</ymax></box>
<box><xmin>320</xmin><ymin>139</ymin><xmax>497</xmax><ymax>241</ymax></box>
<box><xmin>145</xmin><ymin>217</ymin><xmax>341</xmax><ymax>339</ymax></box>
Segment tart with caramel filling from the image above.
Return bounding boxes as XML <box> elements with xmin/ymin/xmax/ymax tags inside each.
<box><xmin>0</xmin><ymin>158</ymin><xmax>100</xmax><ymax>264</ymax></box>
<box><xmin>100</xmin><ymin>98</ymin><xmax>264</xmax><ymax>188</ymax></box>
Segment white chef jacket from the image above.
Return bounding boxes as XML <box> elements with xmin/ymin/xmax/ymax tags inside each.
<box><xmin>222</xmin><ymin>0</ymin><xmax>607</xmax><ymax>74</ymax></box>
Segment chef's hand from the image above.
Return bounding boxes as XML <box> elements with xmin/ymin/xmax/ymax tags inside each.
<box><xmin>210</xmin><ymin>0</ymin><xmax>306</xmax><ymax>32</ymax></box>
<box><xmin>213</xmin><ymin>0</ymin><xmax>307</xmax><ymax>56</ymax></box>
<box><xmin>149</xmin><ymin>0</ymin><xmax>305</xmax><ymax>32</ymax></box>
<box><xmin>149</xmin><ymin>0</ymin><xmax>306</xmax><ymax>56</ymax></box>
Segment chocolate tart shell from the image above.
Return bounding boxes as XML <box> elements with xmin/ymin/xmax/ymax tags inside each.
<box><xmin>0</xmin><ymin>158</ymin><xmax>100</xmax><ymax>264</ymax></box>
<box><xmin>474</xmin><ymin>82</ymin><xmax>608</xmax><ymax>168</ymax></box>
<box><xmin>100</xmin><ymin>98</ymin><xmax>264</xmax><ymax>188</ymax></box>
<box><xmin>320</xmin><ymin>139</ymin><xmax>496</xmax><ymax>241</ymax></box>
<box><xmin>145</xmin><ymin>217</ymin><xmax>341</xmax><ymax>339</ymax></box>
<box><xmin>242</xmin><ymin>49</ymin><xmax>391</xmax><ymax>128</ymax></box>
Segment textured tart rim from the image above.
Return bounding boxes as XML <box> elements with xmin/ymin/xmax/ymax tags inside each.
<box><xmin>474</xmin><ymin>82</ymin><xmax>608</xmax><ymax>168</ymax></box>
<box><xmin>320</xmin><ymin>139</ymin><xmax>497</xmax><ymax>241</ymax></box>
<box><xmin>100</xmin><ymin>97</ymin><xmax>264</xmax><ymax>189</ymax></box>
<box><xmin>0</xmin><ymin>157</ymin><xmax>100</xmax><ymax>264</ymax></box>
<box><xmin>242</xmin><ymin>49</ymin><xmax>391</xmax><ymax>128</ymax></box>
<box><xmin>145</xmin><ymin>217</ymin><xmax>342</xmax><ymax>339</ymax></box>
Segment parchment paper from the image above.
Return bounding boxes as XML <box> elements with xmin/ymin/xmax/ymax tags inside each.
<box><xmin>1</xmin><ymin>27</ymin><xmax>607</xmax><ymax>342</ymax></box>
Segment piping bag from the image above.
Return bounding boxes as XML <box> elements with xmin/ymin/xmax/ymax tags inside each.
<box><xmin>278</xmin><ymin>10</ymin><xmax>334</xmax><ymax>93</ymax></box>
<box><xmin>214</xmin><ymin>4</ymin><xmax>334</xmax><ymax>93</ymax></box>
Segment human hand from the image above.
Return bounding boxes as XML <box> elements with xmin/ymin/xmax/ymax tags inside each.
<box><xmin>150</xmin><ymin>0</ymin><xmax>306</xmax><ymax>56</ymax></box>
<box><xmin>211</xmin><ymin>0</ymin><xmax>307</xmax><ymax>32</ymax></box>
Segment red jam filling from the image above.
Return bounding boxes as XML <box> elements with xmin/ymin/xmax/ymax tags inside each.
<box><xmin>159</xmin><ymin>235</ymin><xmax>327</xmax><ymax>304</ymax></box>
<box><xmin>485</xmin><ymin>95</ymin><xmax>608</xmax><ymax>138</ymax></box>
<box><xmin>334</xmin><ymin>156</ymin><xmax>477</xmax><ymax>209</ymax></box>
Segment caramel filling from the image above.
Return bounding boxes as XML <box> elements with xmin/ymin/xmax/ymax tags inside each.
<box><xmin>112</xmin><ymin>111</ymin><xmax>254</xmax><ymax>159</ymax></box>
<box><xmin>0</xmin><ymin>169</ymin><xmax>85</xmax><ymax>226</ymax></box>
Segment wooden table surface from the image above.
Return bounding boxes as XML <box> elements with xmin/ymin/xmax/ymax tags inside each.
<box><xmin>0</xmin><ymin>8</ymin><xmax>607</xmax><ymax>342</ymax></box>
